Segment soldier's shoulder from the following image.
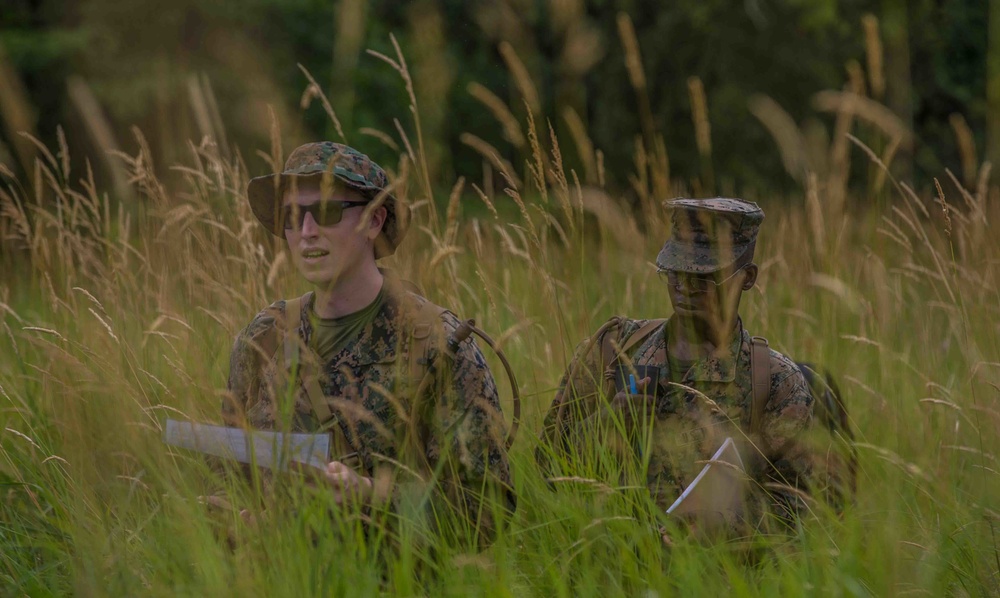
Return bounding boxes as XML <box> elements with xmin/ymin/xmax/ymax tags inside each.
<box><xmin>609</xmin><ymin>316</ymin><xmax>664</xmax><ymax>346</ymax></box>
<box><xmin>625</xmin><ymin>316</ymin><xmax>669</xmax><ymax>335</ymax></box>
<box><xmin>577</xmin><ymin>315</ymin><xmax>639</xmax><ymax>340</ymax></box>
<box><xmin>766</xmin><ymin>346</ymin><xmax>805</xmax><ymax>380</ymax></box>
<box><xmin>392</xmin><ymin>291</ymin><xmax>494</xmax><ymax>373</ymax></box>
<box><xmin>558</xmin><ymin>316</ymin><xmax>654</xmax><ymax>357</ymax></box>
<box><xmin>765</xmin><ymin>346</ymin><xmax>812</xmax><ymax>407</ymax></box>
<box><xmin>239</xmin><ymin>299</ymin><xmax>286</xmax><ymax>338</ymax></box>
<box><xmin>228</xmin><ymin>299</ymin><xmax>290</xmax><ymax>366</ymax></box>
<box><xmin>389</xmin><ymin>289</ymin><xmax>461</xmax><ymax>337</ymax></box>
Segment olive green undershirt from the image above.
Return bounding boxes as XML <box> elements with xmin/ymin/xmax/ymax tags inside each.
<box><xmin>308</xmin><ymin>284</ymin><xmax>386</xmax><ymax>362</ymax></box>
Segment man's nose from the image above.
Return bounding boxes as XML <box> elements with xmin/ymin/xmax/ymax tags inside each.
<box><xmin>300</xmin><ymin>212</ymin><xmax>320</xmax><ymax>237</ymax></box>
<box><xmin>674</xmin><ymin>277</ymin><xmax>701</xmax><ymax>294</ymax></box>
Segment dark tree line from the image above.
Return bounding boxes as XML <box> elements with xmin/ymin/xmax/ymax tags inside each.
<box><xmin>0</xmin><ymin>0</ymin><xmax>994</xmax><ymax>200</ymax></box>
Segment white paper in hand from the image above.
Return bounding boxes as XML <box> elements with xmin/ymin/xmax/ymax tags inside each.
<box><xmin>666</xmin><ymin>437</ymin><xmax>748</xmax><ymax>523</ymax></box>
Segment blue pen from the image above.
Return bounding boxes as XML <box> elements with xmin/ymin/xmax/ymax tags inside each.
<box><xmin>628</xmin><ymin>373</ymin><xmax>638</xmax><ymax>394</ymax></box>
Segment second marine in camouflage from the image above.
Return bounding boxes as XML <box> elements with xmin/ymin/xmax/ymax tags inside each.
<box><xmin>539</xmin><ymin>198</ymin><xmax>850</xmax><ymax>529</ymax></box>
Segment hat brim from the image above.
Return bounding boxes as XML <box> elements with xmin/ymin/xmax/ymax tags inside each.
<box><xmin>246</xmin><ymin>172</ymin><xmax>407</xmax><ymax>259</ymax></box>
<box><xmin>655</xmin><ymin>239</ymin><xmax>754</xmax><ymax>274</ymax></box>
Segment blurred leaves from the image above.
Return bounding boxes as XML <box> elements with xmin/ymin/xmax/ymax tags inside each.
<box><xmin>0</xmin><ymin>0</ymin><xmax>991</xmax><ymax>197</ymax></box>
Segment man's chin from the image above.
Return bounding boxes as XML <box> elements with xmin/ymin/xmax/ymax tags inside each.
<box><xmin>300</xmin><ymin>268</ymin><xmax>340</xmax><ymax>288</ymax></box>
<box><xmin>671</xmin><ymin>309</ymin><xmax>739</xmax><ymax>334</ymax></box>
<box><xmin>671</xmin><ymin>307</ymin><xmax>726</xmax><ymax>325</ymax></box>
<box><xmin>671</xmin><ymin>304</ymin><xmax>704</xmax><ymax>318</ymax></box>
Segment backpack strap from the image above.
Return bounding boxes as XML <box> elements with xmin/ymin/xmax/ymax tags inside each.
<box><xmin>749</xmin><ymin>336</ymin><xmax>770</xmax><ymax>436</ymax></box>
<box><xmin>282</xmin><ymin>293</ymin><xmax>333</xmax><ymax>425</ymax></box>
<box><xmin>598</xmin><ymin>326</ymin><xmax>618</xmax><ymax>394</ymax></box>
<box><xmin>407</xmin><ymin>299</ymin><xmax>450</xmax><ymax>394</ymax></box>
<box><xmin>619</xmin><ymin>319</ymin><xmax>668</xmax><ymax>357</ymax></box>
<box><xmin>403</xmin><ymin>300</ymin><xmax>452</xmax><ymax>457</ymax></box>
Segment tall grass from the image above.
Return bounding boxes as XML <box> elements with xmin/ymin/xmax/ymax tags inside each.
<box><xmin>2</xmin><ymin>16</ymin><xmax>1000</xmax><ymax>597</ymax></box>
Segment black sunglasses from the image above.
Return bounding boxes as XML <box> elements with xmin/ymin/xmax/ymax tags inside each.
<box><xmin>281</xmin><ymin>200</ymin><xmax>370</xmax><ymax>231</ymax></box>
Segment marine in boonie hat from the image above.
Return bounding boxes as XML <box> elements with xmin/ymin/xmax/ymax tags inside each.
<box><xmin>656</xmin><ymin>198</ymin><xmax>764</xmax><ymax>274</ymax></box>
<box><xmin>246</xmin><ymin>141</ymin><xmax>408</xmax><ymax>258</ymax></box>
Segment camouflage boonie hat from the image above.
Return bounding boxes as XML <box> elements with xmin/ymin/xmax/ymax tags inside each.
<box><xmin>246</xmin><ymin>141</ymin><xmax>407</xmax><ymax>258</ymax></box>
<box><xmin>656</xmin><ymin>198</ymin><xmax>764</xmax><ymax>274</ymax></box>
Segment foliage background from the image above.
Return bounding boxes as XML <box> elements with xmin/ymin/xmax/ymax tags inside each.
<box><xmin>1</xmin><ymin>0</ymin><xmax>997</xmax><ymax>197</ymax></box>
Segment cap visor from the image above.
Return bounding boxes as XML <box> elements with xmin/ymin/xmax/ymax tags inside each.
<box><xmin>655</xmin><ymin>240</ymin><xmax>752</xmax><ymax>273</ymax></box>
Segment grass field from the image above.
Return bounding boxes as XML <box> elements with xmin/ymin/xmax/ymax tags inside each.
<box><xmin>2</xmin><ymin>36</ymin><xmax>1000</xmax><ymax>597</ymax></box>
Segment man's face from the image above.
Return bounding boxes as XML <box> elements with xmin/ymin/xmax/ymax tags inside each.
<box><xmin>281</xmin><ymin>183</ymin><xmax>383</xmax><ymax>288</ymax></box>
<box><xmin>664</xmin><ymin>264</ymin><xmax>754</xmax><ymax>336</ymax></box>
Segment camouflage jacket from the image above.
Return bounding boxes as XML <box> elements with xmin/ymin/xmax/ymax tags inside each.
<box><xmin>224</xmin><ymin>280</ymin><xmax>515</xmax><ymax>539</ymax></box>
<box><xmin>540</xmin><ymin>316</ymin><xmax>842</xmax><ymax>526</ymax></box>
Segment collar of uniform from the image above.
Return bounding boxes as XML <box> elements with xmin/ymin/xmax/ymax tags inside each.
<box><xmin>303</xmin><ymin>282</ymin><xmax>401</xmax><ymax>368</ymax></box>
<box><xmin>677</xmin><ymin>318</ymin><xmax>748</xmax><ymax>383</ymax></box>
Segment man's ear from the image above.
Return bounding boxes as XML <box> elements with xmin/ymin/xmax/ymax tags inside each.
<box><xmin>741</xmin><ymin>263</ymin><xmax>758</xmax><ymax>290</ymax></box>
<box><xmin>368</xmin><ymin>205</ymin><xmax>387</xmax><ymax>238</ymax></box>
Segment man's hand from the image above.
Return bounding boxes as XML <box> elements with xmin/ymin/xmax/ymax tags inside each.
<box><xmin>199</xmin><ymin>495</ymin><xmax>256</xmax><ymax>521</ymax></box>
<box><xmin>323</xmin><ymin>461</ymin><xmax>374</xmax><ymax>505</ymax></box>
<box><xmin>612</xmin><ymin>376</ymin><xmax>653</xmax><ymax>410</ymax></box>
<box><xmin>659</xmin><ymin>526</ymin><xmax>674</xmax><ymax>548</ymax></box>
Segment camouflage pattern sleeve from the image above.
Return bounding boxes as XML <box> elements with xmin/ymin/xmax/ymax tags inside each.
<box><xmin>207</xmin><ymin>302</ymin><xmax>284</xmax><ymax>510</ymax></box>
<box><xmin>420</xmin><ymin>312</ymin><xmax>515</xmax><ymax>545</ymax></box>
<box><xmin>792</xmin><ymin>365</ymin><xmax>856</xmax><ymax>512</ymax></box>
<box><xmin>223</xmin><ymin>302</ymin><xmax>283</xmax><ymax>426</ymax></box>
<box><xmin>756</xmin><ymin>352</ymin><xmax>816</xmax><ymax>523</ymax></box>
<box><xmin>538</xmin><ymin>326</ymin><xmax>609</xmax><ymax>459</ymax></box>
<box><xmin>537</xmin><ymin>317</ymin><xmax>645</xmax><ymax>471</ymax></box>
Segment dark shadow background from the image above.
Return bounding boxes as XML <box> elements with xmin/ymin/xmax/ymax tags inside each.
<box><xmin>0</xmin><ymin>0</ymin><xmax>994</xmax><ymax>200</ymax></box>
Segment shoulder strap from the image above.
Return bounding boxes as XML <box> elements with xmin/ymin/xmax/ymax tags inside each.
<box><xmin>407</xmin><ymin>299</ymin><xmax>449</xmax><ymax>391</ymax></box>
<box><xmin>282</xmin><ymin>293</ymin><xmax>333</xmax><ymax>424</ymax></box>
<box><xmin>404</xmin><ymin>299</ymin><xmax>451</xmax><ymax>457</ymax></box>
<box><xmin>619</xmin><ymin>319</ymin><xmax>668</xmax><ymax>357</ymax></box>
<box><xmin>749</xmin><ymin>336</ymin><xmax>770</xmax><ymax>436</ymax></box>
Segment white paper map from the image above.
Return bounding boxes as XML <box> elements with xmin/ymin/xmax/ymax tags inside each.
<box><xmin>666</xmin><ymin>437</ymin><xmax>748</xmax><ymax>521</ymax></box>
<box><xmin>163</xmin><ymin>419</ymin><xmax>330</xmax><ymax>471</ymax></box>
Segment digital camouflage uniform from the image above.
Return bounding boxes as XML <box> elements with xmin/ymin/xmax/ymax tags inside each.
<box><xmin>540</xmin><ymin>316</ymin><xmax>820</xmax><ymax>524</ymax></box>
<box><xmin>229</xmin><ymin>143</ymin><xmax>514</xmax><ymax>541</ymax></box>
<box><xmin>224</xmin><ymin>282</ymin><xmax>515</xmax><ymax>535</ymax></box>
<box><xmin>539</xmin><ymin>198</ymin><xmax>848</xmax><ymax>528</ymax></box>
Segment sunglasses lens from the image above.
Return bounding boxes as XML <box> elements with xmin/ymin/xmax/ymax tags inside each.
<box><xmin>312</xmin><ymin>202</ymin><xmax>344</xmax><ymax>226</ymax></box>
<box><xmin>282</xmin><ymin>205</ymin><xmax>297</xmax><ymax>230</ymax></box>
<box><xmin>282</xmin><ymin>202</ymin><xmax>345</xmax><ymax>230</ymax></box>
